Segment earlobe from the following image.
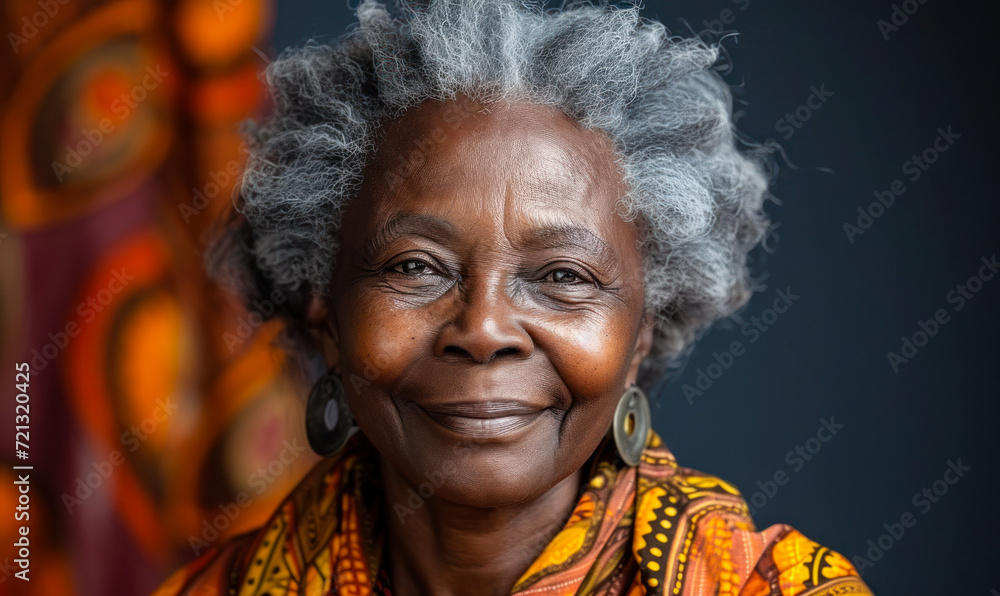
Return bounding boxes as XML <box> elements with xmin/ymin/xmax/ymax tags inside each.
<box><xmin>626</xmin><ymin>320</ymin><xmax>655</xmax><ymax>387</ymax></box>
<box><xmin>305</xmin><ymin>292</ymin><xmax>329</xmax><ymax>328</ymax></box>
<box><xmin>305</xmin><ymin>293</ymin><xmax>341</xmax><ymax>370</ymax></box>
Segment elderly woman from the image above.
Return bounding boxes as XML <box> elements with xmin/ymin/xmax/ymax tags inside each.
<box><xmin>155</xmin><ymin>1</ymin><xmax>871</xmax><ymax>595</ymax></box>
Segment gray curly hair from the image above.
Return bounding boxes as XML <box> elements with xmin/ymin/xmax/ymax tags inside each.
<box><xmin>209</xmin><ymin>0</ymin><xmax>772</xmax><ymax>391</ymax></box>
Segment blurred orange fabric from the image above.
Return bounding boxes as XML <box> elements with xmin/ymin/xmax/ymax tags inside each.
<box><xmin>0</xmin><ymin>1</ymin><xmax>317</xmax><ymax>593</ymax></box>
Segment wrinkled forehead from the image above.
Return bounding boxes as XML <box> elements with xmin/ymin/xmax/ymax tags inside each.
<box><xmin>359</xmin><ymin>98</ymin><xmax>628</xmax><ymax>218</ymax></box>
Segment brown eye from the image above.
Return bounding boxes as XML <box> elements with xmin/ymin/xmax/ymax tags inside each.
<box><xmin>394</xmin><ymin>259</ymin><xmax>430</xmax><ymax>275</ymax></box>
<box><xmin>550</xmin><ymin>268</ymin><xmax>581</xmax><ymax>283</ymax></box>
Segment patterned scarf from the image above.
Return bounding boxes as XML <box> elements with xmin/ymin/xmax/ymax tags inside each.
<box><xmin>155</xmin><ymin>430</ymin><xmax>872</xmax><ymax>595</ymax></box>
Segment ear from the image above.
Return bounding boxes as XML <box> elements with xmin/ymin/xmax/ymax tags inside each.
<box><xmin>625</xmin><ymin>316</ymin><xmax>655</xmax><ymax>388</ymax></box>
<box><xmin>305</xmin><ymin>292</ymin><xmax>341</xmax><ymax>371</ymax></box>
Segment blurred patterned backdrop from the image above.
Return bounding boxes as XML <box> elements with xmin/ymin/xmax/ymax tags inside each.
<box><xmin>0</xmin><ymin>1</ymin><xmax>319</xmax><ymax>593</ymax></box>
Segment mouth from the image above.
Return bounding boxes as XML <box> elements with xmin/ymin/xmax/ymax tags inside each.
<box><xmin>413</xmin><ymin>401</ymin><xmax>549</xmax><ymax>440</ymax></box>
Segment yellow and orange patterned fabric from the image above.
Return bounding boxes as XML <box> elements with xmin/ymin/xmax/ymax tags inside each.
<box><xmin>153</xmin><ymin>430</ymin><xmax>873</xmax><ymax>596</ymax></box>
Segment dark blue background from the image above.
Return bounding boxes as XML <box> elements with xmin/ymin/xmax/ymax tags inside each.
<box><xmin>265</xmin><ymin>1</ymin><xmax>998</xmax><ymax>593</ymax></box>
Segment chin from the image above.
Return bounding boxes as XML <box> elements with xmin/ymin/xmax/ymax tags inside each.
<box><xmin>436</xmin><ymin>462</ymin><xmax>564</xmax><ymax>509</ymax></box>
<box><xmin>398</xmin><ymin>436</ymin><xmax>571</xmax><ymax>509</ymax></box>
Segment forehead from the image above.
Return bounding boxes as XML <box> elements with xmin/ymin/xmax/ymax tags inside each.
<box><xmin>360</xmin><ymin>99</ymin><xmax>629</xmax><ymax>232</ymax></box>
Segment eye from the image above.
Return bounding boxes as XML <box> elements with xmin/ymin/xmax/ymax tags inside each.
<box><xmin>547</xmin><ymin>268</ymin><xmax>586</xmax><ymax>284</ymax></box>
<box><xmin>391</xmin><ymin>259</ymin><xmax>433</xmax><ymax>276</ymax></box>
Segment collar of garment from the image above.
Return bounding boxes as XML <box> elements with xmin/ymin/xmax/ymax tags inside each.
<box><xmin>155</xmin><ymin>429</ymin><xmax>872</xmax><ymax>596</ymax></box>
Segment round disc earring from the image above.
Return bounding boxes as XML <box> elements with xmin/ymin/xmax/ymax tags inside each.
<box><xmin>613</xmin><ymin>384</ymin><xmax>651</xmax><ymax>467</ymax></box>
<box><xmin>305</xmin><ymin>369</ymin><xmax>355</xmax><ymax>456</ymax></box>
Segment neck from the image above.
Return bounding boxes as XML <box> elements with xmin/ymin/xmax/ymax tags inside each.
<box><xmin>379</xmin><ymin>456</ymin><xmax>582</xmax><ymax>596</ymax></box>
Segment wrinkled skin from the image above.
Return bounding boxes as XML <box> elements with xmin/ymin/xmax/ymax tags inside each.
<box><xmin>306</xmin><ymin>98</ymin><xmax>654</xmax><ymax>596</ymax></box>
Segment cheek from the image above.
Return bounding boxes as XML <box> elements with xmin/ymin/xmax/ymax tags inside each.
<box><xmin>334</xmin><ymin>291</ymin><xmax>421</xmax><ymax>450</ymax></box>
<box><xmin>338</xmin><ymin>291</ymin><xmax>416</xmax><ymax>384</ymax></box>
<box><xmin>538</xmin><ymin>309</ymin><xmax>637</xmax><ymax>401</ymax></box>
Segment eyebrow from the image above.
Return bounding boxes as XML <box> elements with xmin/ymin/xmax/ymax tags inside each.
<box><xmin>362</xmin><ymin>212</ymin><xmax>616</xmax><ymax>265</ymax></box>
<box><xmin>362</xmin><ymin>212</ymin><xmax>459</xmax><ymax>264</ymax></box>
<box><xmin>516</xmin><ymin>223</ymin><xmax>617</xmax><ymax>264</ymax></box>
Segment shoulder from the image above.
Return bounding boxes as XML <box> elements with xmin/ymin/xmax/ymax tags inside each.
<box><xmin>633</xmin><ymin>438</ymin><xmax>872</xmax><ymax>595</ymax></box>
<box><xmin>151</xmin><ymin>537</ymin><xmax>248</xmax><ymax>596</ymax></box>
<box><xmin>639</xmin><ymin>455</ymin><xmax>872</xmax><ymax>595</ymax></box>
<box><xmin>152</xmin><ymin>435</ymin><xmax>367</xmax><ymax>595</ymax></box>
<box><xmin>727</xmin><ymin>524</ymin><xmax>873</xmax><ymax>596</ymax></box>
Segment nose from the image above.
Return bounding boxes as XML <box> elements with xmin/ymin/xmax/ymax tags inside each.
<box><xmin>434</xmin><ymin>272</ymin><xmax>533</xmax><ymax>364</ymax></box>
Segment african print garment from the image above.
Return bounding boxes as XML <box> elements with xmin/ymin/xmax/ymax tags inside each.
<box><xmin>152</xmin><ymin>431</ymin><xmax>873</xmax><ymax>595</ymax></box>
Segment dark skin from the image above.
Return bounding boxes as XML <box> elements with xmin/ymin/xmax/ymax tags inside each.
<box><xmin>306</xmin><ymin>98</ymin><xmax>655</xmax><ymax>596</ymax></box>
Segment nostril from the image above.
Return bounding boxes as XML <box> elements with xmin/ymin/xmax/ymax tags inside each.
<box><xmin>442</xmin><ymin>345</ymin><xmax>521</xmax><ymax>363</ymax></box>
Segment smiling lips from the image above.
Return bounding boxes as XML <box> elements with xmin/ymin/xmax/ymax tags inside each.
<box><xmin>416</xmin><ymin>401</ymin><xmax>548</xmax><ymax>440</ymax></box>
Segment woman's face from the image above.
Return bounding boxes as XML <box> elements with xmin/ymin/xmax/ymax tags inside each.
<box><xmin>311</xmin><ymin>98</ymin><xmax>653</xmax><ymax>507</ymax></box>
